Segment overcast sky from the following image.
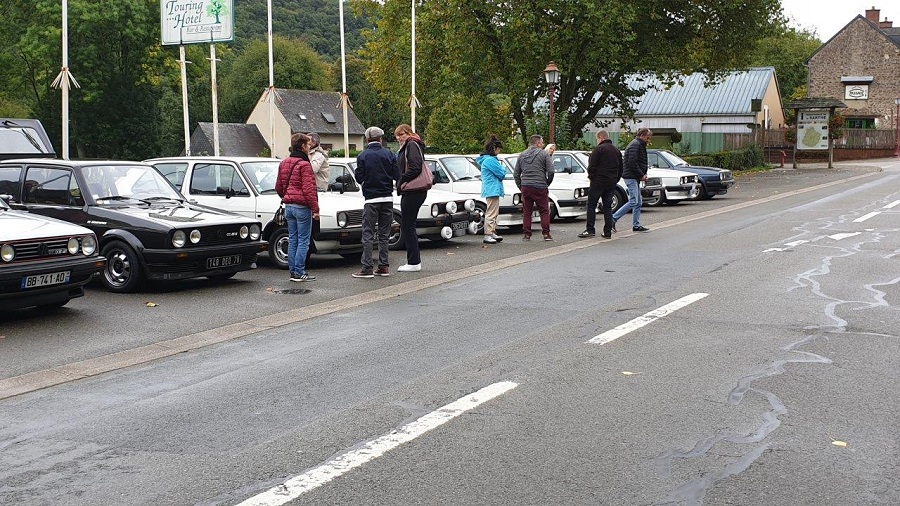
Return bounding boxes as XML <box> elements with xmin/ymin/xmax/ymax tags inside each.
<box><xmin>780</xmin><ymin>1</ymin><xmax>899</xmax><ymax>41</ymax></box>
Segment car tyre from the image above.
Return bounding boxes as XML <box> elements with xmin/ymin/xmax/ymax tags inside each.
<box><xmin>473</xmin><ymin>202</ymin><xmax>487</xmax><ymax>235</ymax></box>
<box><xmin>269</xmin><ymin>227</ymin><xmax>289</xmax><ymax>269</ymax></box>
<box><xmin>644</xmin><ymin>190</ymin><xmax>666</xmax><ymax>207</ymax></box>
<box><xmin>101</xmin><ymin>240</ymin><xmax>143</xmax><ymax>293</ymax></box>
<box><xmin>388</xmin><ymin>210</ymin><xmax>405</xmax><ymax>251</ymax></box>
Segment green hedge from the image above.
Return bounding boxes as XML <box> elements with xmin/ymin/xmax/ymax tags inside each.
<box><xmin>682</xmin><ymin>145</ymin><xmax>765</xmax><ymax>171</ymax></box>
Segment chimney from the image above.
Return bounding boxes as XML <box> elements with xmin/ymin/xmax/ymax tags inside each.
<box><xmin>865</xmin><ymin>7</ymin><xmax>880</xmax><ymax>23</ymax></box>
<box><xmin>879</xmin><ymin>17</ymin><xmax>893</xmax><ymax>28</ymax></box>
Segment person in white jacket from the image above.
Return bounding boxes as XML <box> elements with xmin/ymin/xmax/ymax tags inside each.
<box><xmin>308</xmin><ymin>132</ymin><xmax>330</xmax><ymax>191</ymax></box>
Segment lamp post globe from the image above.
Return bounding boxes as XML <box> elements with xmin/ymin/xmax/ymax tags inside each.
<box><xmin>544</xmin><ymin>62</ymin><xmax>560</xmax><ymax>144</ymax></box>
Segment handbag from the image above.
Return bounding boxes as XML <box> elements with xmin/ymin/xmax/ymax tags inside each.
<box><xmin>400</xmin><ymin>143</ymin><xmax>433</xmax><ymax>192</ymax></box>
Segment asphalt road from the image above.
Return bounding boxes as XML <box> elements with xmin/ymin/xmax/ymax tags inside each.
<box><xmin>1</xmin><ymin>159</ymin><xmax>898</xmax><ymax>505</ymax></box>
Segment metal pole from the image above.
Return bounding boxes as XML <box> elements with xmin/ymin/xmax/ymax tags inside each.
<box><xmin>210</xmin><ymin>43</ymin><xmax>220</xmax><ymax>156</ymax></box>
<box><xmin>792</xmin><ymin>108</ymin><xmax>798</xmax><ymax>169</ymax></box>
<box><xmin>827</xmin><ymin>108</ymin><xmax>834</xmax><ymax>169</ymax></box>
<box><xmin>339</xmin><ymin>0</ymin><xmax>350</xmax><ymax>156</ymax></box>
<box><xmin>179</xmin><ymin>45</ymin><xmax>191</xmax><ymax>156</ymax></box>
<box><xmin>61</xmin><ymin>0</ymin><xmax>69</xmax><ymax>160</ymax></box>
<box><xmin>266</xmin><ymin>0</ymin><xmax>276</xmax><ymax>157</ymax></box>
<box><xmin>894</xmin><ymin>100</ymin><xmax>900</xmax><ymax>157</ymax></box>
<box><xmin>548</xmin><ymin>84</ymin><xmax>555</xmax><ymax>145</ymax></box>
<box><xmin>410</xmin><ymin>0</ymin><xmax>416</xmax><ymax>132</ymax></box>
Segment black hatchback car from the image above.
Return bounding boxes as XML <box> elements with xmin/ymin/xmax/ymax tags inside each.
<box><xmin>0</xmin><ymin>159</ymin><xmax>266</xmax><ymax>292</ymax></box>
<box><xmin>647</xmin><ymin>149</ymin><xmax>734</xmax><ymax>200</ymax></box>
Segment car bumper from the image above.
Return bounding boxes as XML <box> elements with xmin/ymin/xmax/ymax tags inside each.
<box><xmin>141</xmin><ymin>241</ymin><xmax>265</xmax><ymax>281</ymax></box>
<box><xmin>705</xmin><ymin>181</ymin><xmax>734</xmax><ymax>195</ymax></box>
<box><xmin>554</xmin><ymin>198</ymin><xmax>589</xmax><ymax>218</ymax></box>
<box><xmin>416</xmin><ymin>211</ymin><xmax>473</xmax><ymax>237</ymax></box>
<box><xmin>315</xmin><ymin>227</ymin><xmax>365</xmax><ymax>254</ymax></box>
<box><xmin>0</xmin><ymin>256</ymin><xmax>106</xmax><ymax>310</ymax></box>
<box><xmin>664</xmin><ymin>184</ymin><xmax>700</xmax><ymax>200</ymax></box>
<box><xmin>497</xmin><ymin>205</ymin><xmax>524</xmax><ymax>226</ymax></box>
<box><xmin>641</xmin><ymin>188</ymin><xmax>663</xmax><ymax>205</ymax></box>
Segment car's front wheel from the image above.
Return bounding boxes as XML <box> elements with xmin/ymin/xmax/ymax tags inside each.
<box><xmin>474</xmin><ymin>202</ymin><xmax>487</xmax><ymax>234</ymax></box>
<box><xmin>388</xmin><ymin>210</ymin><xmax>405</xmax><ymax>251</ymax></box>
<box><xmin>269</xmin><ymin>227</ymin><xmax>289</xmax><ymax>269</ymax></box>
<box><xmin>101</xmin><ymin>240</ymin><xmax>142</xmax><ymax>293</ymax></box>
<box><xmin>644</xmin><ymin>190</ymin><xmax>666</xmax><ymax>207</ymax></box>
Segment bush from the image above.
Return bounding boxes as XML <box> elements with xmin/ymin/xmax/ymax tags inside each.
<box><xmin>682</xmin><ymin>145</ymin><xmax>765</xmax><ymax>171</ymax></box>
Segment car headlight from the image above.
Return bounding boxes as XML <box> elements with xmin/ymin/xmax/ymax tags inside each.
<box><xmin>250</xmin><ymin>224</ymin><xmax>261</xmax><ymax>240</ymax></box>
<box><xmin>172</xmin><ymin>230</ymin><xmax>186</xmax><ymax>248</ymax></box>
<box><xmin>190</xmin><ymin>229</ymin><xmax>202</xmax><ymax>244</ymax></box>
<box><xmin>1</xmin><ymin>244</ymin><xmax>14</xmax><ymax>262</ymax></box>
<box><xmin>513</xmin><ymin>194</ymin><xmax>521</xmax><ymax>205</ymax></box>
<box><xmin>67</xmin><ymin>237</ymin><xmax>80</xmax><ymax>255</ymax></box>
<box><xmin>680</xmin><ymin>176</ymin><xmax>689</xmax><ymax>185</ymax></box>
<box><xmin>431</xmin><ymin>204</ymin><xmax>440</xmax><ymax>217</ymax></box>
<box><xmin>81</xmin><ymin>235</ymin><xmax>97</xmax><ymax>255</ymax></box>
<box><xmin>337</xmin><ymin>211</ymin><xmax>348</xmax><ymax>228</ymax></box>
<box><xmin>239</xmin><ymin>226</ymin><xmax>249</xmax><ymax>239</ymax></box>
<box><xmin>445</xmin><ymin>201</ymin><xmax>458</xmax><ymax>214</ymax></box>
<box><xmin>575</xmin><ymin>188</ymin><xmax>588</xmax><ymax>198</ymax></box>
<box><xmin>464</xmin><ymin>199</ymin><xmax>475</xmax><ymax>212</ymax></box>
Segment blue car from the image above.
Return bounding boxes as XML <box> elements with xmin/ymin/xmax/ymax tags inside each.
<box><xmin>647</xmin><ymin>149</ymin><xmax>734</xmax><ymax>200</ymax></box>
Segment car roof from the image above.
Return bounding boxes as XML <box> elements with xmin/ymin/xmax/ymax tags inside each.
<box><xmin>0</xmin><ymin>158</ymin><xmax>151</xmax><ymax>167</ymax></box>
<box><xmin>144</xmin><ymin>156</ymin><xmax>279</xmax><ymax>163</ymax></box>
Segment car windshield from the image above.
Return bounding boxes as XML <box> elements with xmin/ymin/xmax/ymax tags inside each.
<box><xmin>659</xmin><ymin>150</ymin><xmax>689</xmax><ymax>167</ymax></box>
<box><xmin>83</xmin><ymin>164</ymin><xmax>183</xmax><ymax>203</ymax></box>
<box><xmin>441</xmin><ymin>156</ymin><xmax>481</xmax><ymax>181</ymax></box>
<box><xmin>241</xmin><ymin>161</ymin><xmax>281</xmax><ymax>193</ymax></box>
<box><xmin>574</xmin><ymin>152</ymin><xmax>589</xmax><ymax>167</ymax></box>
<box><xmin>0</xmin><ymin>127</ymin><xmax>51</xmax><ymax>154</ymax></box>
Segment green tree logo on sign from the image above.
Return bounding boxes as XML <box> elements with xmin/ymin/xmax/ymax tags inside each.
<box><xmin>207</xmin><ymin>0</ymin><xmax>228</xmax><ymax>24</ymax></box>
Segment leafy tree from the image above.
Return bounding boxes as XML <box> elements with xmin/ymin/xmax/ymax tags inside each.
<box><xmin>207</xmin><ymin>0</ymin><xmax>229</xmax><ymax>24</ymax></box>
<box><xmin>218</xmin><ymin>36</ymin><xmax>333</xmax><ymax>123</ymax></box>
<box><xmin>750</xmin><ymin>25</ymin><xmax>821</xmax><ymax>104</ymax></box>
<box><xmin>356</xmin><ymin>0</ymin><xmax>781</xmax><ymax>147</ymax></box>
<box><xmin>335</xmin><ymin>55</ymin><xmax>406</xmax><ymax>141</ymax></box>
<box><xmin>425</xmin><ymin>93</ymin><xmax>513</xmax><ymax>153</ymax></box>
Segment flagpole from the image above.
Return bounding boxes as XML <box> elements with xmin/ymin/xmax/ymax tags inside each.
<box><xmin>178</xmin><ymin>44</ymin><xmax>191</xmax><ymax>156</ymax></box>
<box><xmin>410</xmin><ymin>0</ymin><xmax>417</xmax><ymax>132</ymax></box>
<box><xmin>51</xmin><ymin>0</ymin><xmax>80</xmax><ymax>160</ymax></box>
<box><xmin>265</xmin><ymin>0</ymin><xmax>277</xmax><ymax>158</ymax></box>
<box><xmin>209</xmin><ymin>39</ymin><xmax>220</xmax><ymax>156</ymax></box>
<box><xmin>339</xmin><ymin>0</ymin><xmax>350</xmax><ymax>156</ymax></box>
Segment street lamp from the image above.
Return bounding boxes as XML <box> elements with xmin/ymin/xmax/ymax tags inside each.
<box><xmin>894</xmin><ymin>97</ymin><xmax>900</xmax><ymax>157</ymax></box>
<box><xmin>544</xmin><ymin>61</ymin><xmax>560</xmax><ymax>144</ymax></box>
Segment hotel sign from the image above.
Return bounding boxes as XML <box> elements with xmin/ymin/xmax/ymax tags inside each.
<box><xmin>160</xmin><ymin>0</ymin><xmax>234</xmax><ymax>45</ymax></box>
<box><xmin>844</xmin><ymin>84</ymin><xmax>869</xmax><ymax>100</ymax></box>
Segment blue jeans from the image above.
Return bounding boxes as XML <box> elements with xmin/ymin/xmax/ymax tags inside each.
<box><xmin>286</xmin><ymin>204</ymin><xmax>312</xmax><ymax>275</ymax></box>
<box><xmin>612</xmin><ymin>178</ymin><xmax>642</xmax><ymax>228</ymax></box>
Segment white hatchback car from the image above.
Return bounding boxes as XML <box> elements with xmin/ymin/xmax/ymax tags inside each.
<box><xmin>146</xmin><ymin>156</ymin><xmax>368</xmax><ymax>268</ymax></box>
<box><xmin>328</xmin><ymin>157</ymin><xmax>482</xmax><ymax>249</ymax></box>
<box><xmin>494</xmin><ymin>154</ymin><xmax>590</xmax><ymax>220</ymax></box>
<box><xmin>424</xmin><ymin>155</ymin><xmax>523</xmax><ymax>230</ymax></box>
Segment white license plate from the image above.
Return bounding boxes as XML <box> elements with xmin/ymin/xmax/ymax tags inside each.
<box><xmin>21</xmin><ymin>270</ymin><xmax>71</xmax><ymax>289</ymax></box>
<box><xmin>207</xmin><ymin>254</ymin><xmax>242</xmax><ymax>269</ymax></box>
<box><xmin>451</xmin><ymin>220</ymin><xmax>467</xmax><ymax>230</ymax></box>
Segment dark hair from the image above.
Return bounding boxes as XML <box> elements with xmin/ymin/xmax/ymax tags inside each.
<box><xmin>291</xmin><ymin>132</ymin><xmax>311</xmax><ymax>152</ymax></box>
<box><xmin>529</xmin><ymin>134</ymin><xmax>543</xmax><ymax>146</ymax></box>
<box><xmin>483</xmin><ymin>134</ymin><xmax>503</xmax><ymax>154</ymax></box>
<box><xmin>308</xmin><ymin>132</ymin><xmax>321</xmax><ymax>147</ymax></box>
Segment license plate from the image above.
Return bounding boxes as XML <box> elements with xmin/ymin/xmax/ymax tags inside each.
<box><xmin>21</xmin><ymin>270</ymin><xmax>71</xmax><ymax>289</ymax></box>
<box><xmin>451</xmin><ymin>220</ymin><xmax>467</xmax><ymax>230</ymax></box>
<box><xmin>207</xmin><ymin>254</ymin><xmax>242</xmax><ymax>269</ymax></box>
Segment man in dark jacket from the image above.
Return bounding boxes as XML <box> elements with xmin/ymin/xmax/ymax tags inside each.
<box><xmin>612</xmin><ymin>127</ymin><xmax>652</xmax><ymax>232</ymax></box>
<box><xmin>580</xmin><ymin>130</ymin><xmax>623</xmax><ymax>238</ymax></box>
<box><xmin>513</xmin><ymin>134</ymin><xmax>555</xmax><ymax>241</ymax></box>
<box><xmin>352</xmin><ymin>126</ymin><xmax>400</xmax><ymax>278</ymax></box>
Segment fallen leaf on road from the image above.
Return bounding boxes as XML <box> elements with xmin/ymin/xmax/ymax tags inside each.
<box><xmin>831</xmin><ymin>440</ymin><xmax>848</xmax><ymax>447</ymax></box>
<box><xmin>266</xmin><ymin>286</ymin><xmax>274</xmax><ymax>292</ymax></box>
<box><xmin>145</xmin><ymin>302</ymin><xmax>158</xmax><ymax>307</ymax></box>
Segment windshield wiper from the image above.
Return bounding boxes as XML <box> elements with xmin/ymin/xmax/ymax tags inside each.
<box><xmin>143</xmin><ymin>196</ymin><xmax>184</xmax><ymax>203</ymax></box>
<box><xmin>95</xmin><ymin>195</ymin><xmax>152</xmax><ymax>205</ymax></box>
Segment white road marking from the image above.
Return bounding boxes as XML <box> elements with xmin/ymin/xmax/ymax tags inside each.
<box><xmin>763</xmin><ymin>240</ymin><xmax>808</xmax><ymax>252</ymax></box>
<box><xmin>884</xmin><ymin>200</ymin><xmax>900</xmax><ymax>209</ymax></box>
<box><xmin>234</xmin><ymin>381</ymin><xmax>518</xmax><ymax>506</ymax></box>
<box><xmin>587</xmin><ymin>293</ymin><xmax>709</xmax><ymax>345</ymax></box>
<box><xmin>854</xmin><ymin>211</ymin><xmax>881</xmax><ymax>223</ymax></box>
<box><xmin>827</xmin><ymin>232</ymin><xmax>861</xmax><ymax>241</ymax></box>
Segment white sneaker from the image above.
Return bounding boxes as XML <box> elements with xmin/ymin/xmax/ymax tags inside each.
<box><xmin>491</xmin><ymin>233</ymin><xmax>503</xmax><ymax>242</ymax></box>
<box><xmin>483</xmin><ymin>236</ymin><xmax>497</xmax><ymax>244</ymax></box>
<box><xmin>397</xmin><ymin>263</ymin><xmax>422</xmax><ymax>272</ymax></box>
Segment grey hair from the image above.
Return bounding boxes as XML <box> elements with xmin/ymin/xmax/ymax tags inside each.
<box><xmin>308</xmin><ymin>132</ymin><xmax>321</xmax><ymax>147</ymax></box>
<box><xmin>529</xmin><ymin>134</ymin><xmax>543</xmax><ymax>146</ymax></box>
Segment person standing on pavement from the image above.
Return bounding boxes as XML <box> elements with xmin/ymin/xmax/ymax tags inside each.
<box><xmin>580</xmin><ymin>130</ymin><xmax>623</xmax><ymax>239</ymax></box>
<box><xmin>612</xmin><ymin>127</ymin><xmax>652</xmax><ymax>233</ymax></box>
<box><xmin>395</xmin><ymin>123</ymin><xmax>428</xmax><ymax>272</ymax></box>
<box><xmin>475</xmin><ymin>134</ymin><xmax>506</xmax><ymax>244</ymax></box>
<box><xmin>352</xmin><ymin>127</ymin><xmax>399</xmax><ymax>278</ymax></box>
<box><xmin>308</xmin><ymin>132</ymin><xmax>330</xmax><ymax>191</ymax></box>
<box><xmin>513</xmin><ymin>134</ymin><xmax>555</xmax><ymax>241</ymax></box>
<box><xmin>276</xmin><ymin>132</ymin><xmax>319</xmax><ymax>282</ymax></box>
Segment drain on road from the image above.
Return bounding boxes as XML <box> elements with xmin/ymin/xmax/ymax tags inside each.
<box><xmin>270</xmin><ymin>287</ymin><xmax>312</xmax><ymax>295</ymax></box>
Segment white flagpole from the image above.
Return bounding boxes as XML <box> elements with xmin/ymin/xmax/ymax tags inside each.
<box><xmin>178</xmin><ymin>44</ymin><xmax>191</xmax><ymax>156</ymax></box>
<box><xmin>209</xmin><ymin>42</ymin><xmax>220</xmax><ymax>156</ymax></box>
<box><xmin>339</xmin><ymin>0</ymin><xmax>350</xmax><ymax>156</ymax></box>
<box><xmin>51</xmin><ymin>0</ymin><xmax>80</xmax><ymax>160</ymax></box>
<box><xmin>265</xmin><ymin>0</ymin><xmax>277</xmax><ymax>158</ymax></box>
<box><xmin>410</xmin><ymin>0</ymin><xmax>417</xmax><ymax>132</ymax></box>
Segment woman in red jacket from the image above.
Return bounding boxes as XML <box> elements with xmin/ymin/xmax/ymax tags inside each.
<box><xmin>276</xmin><ymin>133</ymin><xmax>320</xmax><ymax>282</ymax></box>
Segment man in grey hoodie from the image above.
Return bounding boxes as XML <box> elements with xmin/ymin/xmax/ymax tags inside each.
<box><xmin>513</xmin><ymin>134</ymin><xmax>555</xmax><ymax>241</ymax></box>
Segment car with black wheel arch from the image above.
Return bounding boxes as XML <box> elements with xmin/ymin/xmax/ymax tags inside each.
<box><xmin>423</xmin><ymin>155</ymin><xmax>523</xmax><ymax>232</ymax></box>
<box><xmin>0</xmin><ymin>196</ymin><xmax>105</xmax><ymax>311</ymax></box>
<box><xmin>145</xmin><ymin>156</ymin><xmax>366</xmax><ymax>268</ymax></box>
<box><xmin>647</xmin><ymin>149</ymin><xmax>734</xmax><ymax>200</ymax></box>
<box><xmin>328</xmin><ymin>157</ymin><xmax>481</xmax><ymax>250</ymax></box>
<box><xmin>494</xmin><ymin>154</ymin><xmax>590</xmax><ymax>221</ymax></box>
<box><xmin>0</xmin><ymin>159</ymin><xmax>265</xmax><ymax>293</ymax></box>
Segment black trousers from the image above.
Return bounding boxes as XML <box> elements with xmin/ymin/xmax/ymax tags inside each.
<box><xmin>585</xmin><ymin>184</ymin><xmax>617</xmax><ymax>235</ymax></box>
<box><xmin>400</xmin><ymin>191</ymin><xmax>427</xmax><ymax>264</ymax></box>
<box><xmin>361</xmin><ymin>201</ymin><xmax>394</xmax><ymax>268</ymax></box>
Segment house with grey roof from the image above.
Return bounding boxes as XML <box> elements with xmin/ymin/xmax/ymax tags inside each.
<box><xmin>186</xmin><ymin>122</ymin><xmax>269</xmax><ymax>157</ymax></box>
<box><xmin>591</xmin><ymin>67</ymin><xmax>784</xmax><ymax>153</ymax></box>
<box><xmin>246</xmin><ymin>89</ymin><xmax>366</xmax><ymax>158</ymax></box>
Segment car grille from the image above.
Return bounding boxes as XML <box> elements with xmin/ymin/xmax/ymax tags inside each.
<box><xmin>7</xmin><ymin>238</ymin><xmax>71</xmax><ymax>262</ymax></box>
<box><xmin>196</xmin><ymin>225</ymin><xmax>252</xmax><ymax>245</ymax></box>
<box><xmin>344</xmin><ymin>209</ymin><xmax>364</xmax><ymax>227</ymax></box>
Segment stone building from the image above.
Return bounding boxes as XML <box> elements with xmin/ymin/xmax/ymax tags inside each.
<box><xmin>807</xmin><ymin>7</ymin><xmax>900</xmax><ymax>129</ymax></box>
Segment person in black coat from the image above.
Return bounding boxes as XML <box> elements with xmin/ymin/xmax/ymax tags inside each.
<box><xmin>394</xmin><ymin>123</ymin><xmax>428</xmax><ymax>272</ymax></box>
<box><xmin>353</xmin><ymin>126</ymin><xmax>400</xmax><ymax>278</ymax></box>
<box><xmin>580</xmin><ymin>130</ymin><xmax>623</xmax><ymax>238</ymax></box>
<box><xmin>612</xmin><ymin>127</ymin><xmax>652</xmax><ymax>232</ymax></box>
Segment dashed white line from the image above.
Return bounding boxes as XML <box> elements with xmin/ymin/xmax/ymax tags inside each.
<box><xmin>586</xmin><ymin>293</ymin><xmax>709</xmax><ymax>345</ymax></box>
<box><xmin>827</xmin><ymin>232</ymin><xmax>861</xmax><ymax>241</ymax></box>
<box><xmin>234</xmin><ymin>381</ymin><xmax>519</xmax><ymax>506</ymax></box>
<box><xmin>853</xmin><ymin>211</ymin><xmax>881</xmax><ymax>223</ymax></box>
<box><xmin>883</xmin><ymin>200</ymin><xmax>900</xmax><ymax>209</ymax></box>
<box><xmin>763</xmin><ymin>240</ymin><xmax>808</xmax><ymax>252</ymax></box>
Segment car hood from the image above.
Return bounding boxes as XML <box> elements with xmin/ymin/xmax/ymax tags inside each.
<box><xmin>671</xmin><ymin>165</ymin><xmax>724</xmax><ymax>175</ymax></box>
<box><xmin>422</xmin><ymin>188</ymin><xmax>482</xmax><ymax>205</ymax></box>
<box><xmin>0</xmin><ymin>209</ymin><xmax>94</xmax><ymax>240</ymax></box>
<box><xmin>91</xmin><ymin>202</ymin><xmax>256</xmax><ymax>227</ymax></box>
<box><xmin>648</xmin><ymin>167</ymin><xmax>695</xmax><ymax>178</ymax></box>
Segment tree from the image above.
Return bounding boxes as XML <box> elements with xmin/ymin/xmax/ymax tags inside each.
<box><xmin>355</xmin><ymin>0</ymin><xmax>781</xmax><ymax>147</ymax></box>
<box><xmin>218</xmin><ymin>36</ymin><xmax>333</xmax><ymax>123</ymax></box>
<box><xmin>750</xmin><ymin>25</ymin><xmax>821</xmax><ymax>104</ymax></box>
<box><xmin>425</xmin><ymin>93</ymin><xmax>514</xmax><ymax>153</ymax></box>
<box><xmin>335</xmin><ymin>55</ymin><xmax>406</xmax><ymax>141</ymax></box>
<box><xmin>207</xmin><ymin>0</ymin><xmax>228</xmax><ymax>24</ymax></box>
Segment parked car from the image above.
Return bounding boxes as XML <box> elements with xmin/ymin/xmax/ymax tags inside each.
<box><xmin>504</xmin><ymin>150</ymin><xmax>664</xmax><ymax>210</ymax></box>
<box><xmin>146</xmin><ymin>156</ymin><xmax>369</xmax><ymax>267</ymax></box>
<box><xmin>327</xmin><ymin>157</ymin><xmax>481</xmax><ymax>249</ymax></box>
<box><xmin>0</xmin><ymin>118</ymin><xmax>56</xmax><ymax>161</ymax></box>
<box><xmin>0</xmin><ymin>195</ymin><xmax>105</xmax><ymax>310</ymax></box>
<box><xmin>494</xmin><ymin>154</ymin><xmax>590</xmax><ymax>220</ymax></box>
<box><xmin>424</xmin><ymin>155</ymin><xmax>524</xmax><ymax>231</ymax></box>
<box><xmin>0</xmin><ymin>159</ymin><xmax>265</xmax><ymax>292</ymax></box>
<box><xmin>647</xmin><ymin>149</ymin><xmax>734</xmax><ymax>199</ymax></box>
